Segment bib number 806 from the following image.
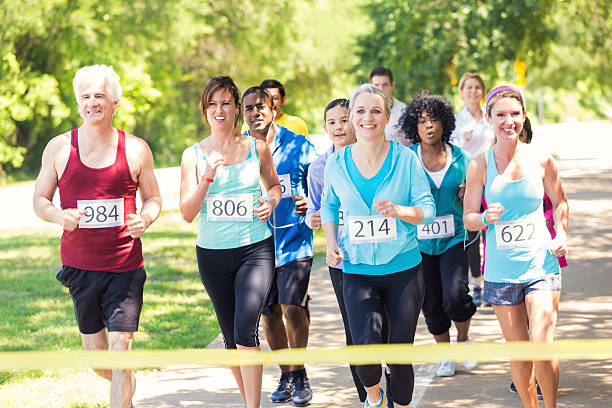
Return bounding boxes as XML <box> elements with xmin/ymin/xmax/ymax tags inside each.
<box><xmin>207</xmin><ymin>194</ymin><xmax>253</xmax><ymax>221</ymax></box>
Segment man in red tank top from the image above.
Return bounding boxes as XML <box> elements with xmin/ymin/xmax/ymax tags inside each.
<box><xmin>33</xmin><ymin>65</ymin><xmax>162</xmax><ymax>408</ymax></box>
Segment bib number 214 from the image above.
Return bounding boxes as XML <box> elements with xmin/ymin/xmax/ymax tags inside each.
<box><xmin>348</xmin><ymin>216</ymin><xmax>397</xmax><ymax>244</ymax></box>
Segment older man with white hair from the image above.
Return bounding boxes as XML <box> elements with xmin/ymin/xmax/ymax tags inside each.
<box><xmin>33</xmin><ymin>65</ymin><xmax>162</xmax><ymax>408</ymax></box>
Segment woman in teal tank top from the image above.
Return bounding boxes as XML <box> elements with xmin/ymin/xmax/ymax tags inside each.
<box><xmin>179</xmin><ymin>76</ymin><xmax>281</xmax><ymax>408</ymax></box>
<box><xmin>463</xmin><ymin>86</ymin><xmax>569</xmax><ymax>408</ymax></box>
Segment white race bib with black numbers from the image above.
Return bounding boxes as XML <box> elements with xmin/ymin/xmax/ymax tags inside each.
<box><xmin>77</xmin><ymin>198</ymin><xmax>124</xmax><ymax>228</ymax></box>
<box><xmin>207</xmin><ymin>193</ymin><xmax>253</xmax><ymax>221</ymax></box>
<box><xmin>417</xmin><ymin>215</ymin><xmax>455</xmax><ymax>240</ymax></box>
<box><xmin>495</xmin><ymin>213</ymin><xmax>544</xmax><ymax>249</ymax></box>
<box><xmin>278</xmin><ymin>173</ymin><xmax>292</xmax><ymax>198</ymax></box>
<box><xmin>348</xmin><ymin>215</ymin><xmax>397</xmax><ymax>244</ymax></box>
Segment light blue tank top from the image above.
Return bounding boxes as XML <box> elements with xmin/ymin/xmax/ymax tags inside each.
<box><xmin>194</xmin><ymin>138</ymin><xmax>271</xmax><ymax>249</ymax></box>
<box><xmin>484</xmin><ymin>148</ymin><xmax>560</xmax><ymax>283</ymax></box>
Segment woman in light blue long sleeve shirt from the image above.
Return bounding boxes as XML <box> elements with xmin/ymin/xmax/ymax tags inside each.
<box><xmin>320</xmin><ymin>84</ymin><xmax>435</xmax><ymax>408</ymax></box>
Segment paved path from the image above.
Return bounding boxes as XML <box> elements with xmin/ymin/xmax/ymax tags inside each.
<box><xmin>3</xmin><ymin>121</ymin><xmax>611</xmax><ymax>407</ymax></box>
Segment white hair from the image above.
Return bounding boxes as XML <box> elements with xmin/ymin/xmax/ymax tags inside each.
<box><xmin>73</xmin><ymin>65</ymin><xmax>122</xmax><ymax>102</ymax></box>
<box><xmin>349</xmin><ymin>84</ymin><xmax>391</xmax><ymax>119</ymax></box>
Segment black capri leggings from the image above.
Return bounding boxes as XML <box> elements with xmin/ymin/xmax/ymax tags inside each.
<box><xmin>196</xmin><ymin>236</ymin><xmax>275</xmax><ymax>348</ymax></box>
<box><xmin>421</xmin><ymin>242</ymin><xmax>476</xmax><ymax>335</ymax></box>
<box><xmin>343</xmin><ymin>264</ymin><xmax>424</xmax><ymax>406</ymax></box>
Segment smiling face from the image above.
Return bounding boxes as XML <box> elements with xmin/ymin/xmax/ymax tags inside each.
<box><xmin>487</xmin><ymin>96</ymin><xmax>525</xmax><ymax>142</ymax></box>
<box><xmin>77</xmin><ymin>78</ymin><xmax>118</xmax><ymax>125</ymax></box>
<box><xmin>204</xmin><ymin>88</ymin><xmax>240</xmax><ymax>131</ymax></box>
<box><xmin>324</xmin><ymin>105</ymin><xmax>356</xmax><ymax>150</ymax></box>
<box><xmin>417</xmin><ymin>110</ymin><xmax>444</xmax><ymax>145</ymax></box>
<box><xmin>460</xmin><ymin>77</ymin><xmax>484</xmax><ymax>107</ymax></box>
<box><xmin>243</xmin><ymin>92</ymin><xmax>275</xmax><ymax>134</ymax></box>
<box><xmin>351</xmin><ymin>92</ymin><xmax>389</xmax><ymax>141</ymax></box>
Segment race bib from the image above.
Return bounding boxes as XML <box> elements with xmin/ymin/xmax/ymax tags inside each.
<box><xmin>338</xmin><ymin>209</ymin><xmax>345</xmax><ymax>227</ymax></box>
<box><xmin>348</xmin><ymin>215</ymin><xmax>397</xmax><ymax>244</ymax></box>
<box><xmin>417</xmin><ymin>215</ymin><xmax>455</xmax><ymax>240</ymax></box>
<box><xmin>77</xmin><ymin>198</ymin><xmax>124</xmax><ymax>229</ymax></box>
<box><xmin>495</xmin><ymin>213</ymin><xmax>543</xmax><ymax>249</ymax></box>
<box><xmin>278</xmin><ymin>173</ymin><xmax>292</xmax><ymax>198</ymax></box>
<box><xmin>207</xmin><ymin>193</ymin><xmax>253</xmax><ymax>221</ymax></box>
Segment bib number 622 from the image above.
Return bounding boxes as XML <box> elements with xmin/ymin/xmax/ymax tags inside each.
<box><xmin>348</xmin><ymin>215</ymin><xmax>397</xmax><ymax>244</ymax></box>
<box><xmin>495</xmin><ymin>219</ymin><xmax>537</xmax><ymax>249</ymax></box>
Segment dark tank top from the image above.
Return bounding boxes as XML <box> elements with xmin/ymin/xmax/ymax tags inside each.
<box><xmin>58</xmin><ymin>128</ymin><xmax>143</xmax><ymax>272</ymax></box>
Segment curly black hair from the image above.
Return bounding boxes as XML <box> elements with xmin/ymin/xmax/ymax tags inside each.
<box><xmin>400</xmin><ymin>91</ymin><xmax>456</xmax><ymax>145</ymax></box>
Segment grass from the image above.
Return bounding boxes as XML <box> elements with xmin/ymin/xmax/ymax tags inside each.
<box><xmin>0</xmin><ymin>210</ymin><xmax>327</xmax><ymax>407</ymax></box>
<box><xmin>0</xmin><ymin>210</ymin><xmax>218</xmax><ymax>407</ymax></box>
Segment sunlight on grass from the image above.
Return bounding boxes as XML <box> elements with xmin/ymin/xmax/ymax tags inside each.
<box><xmin>0</xmin><ymin>209</ymin><xmax>218</xmax><ymax>406</ymax></box>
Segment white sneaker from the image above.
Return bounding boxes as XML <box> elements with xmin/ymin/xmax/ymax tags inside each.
<box><xmin>436</xmin><ymin>360</ymin><xmax>456</xmax><ymax>377</ymax></box>
<box><xmin>461</xmin><ymin>339</ymin><xmax>479</xmax><ymax>371</ymax></box>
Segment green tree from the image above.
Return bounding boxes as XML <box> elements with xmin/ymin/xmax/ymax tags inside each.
<box><xmin>354</xmin><ymin>0</ymin><xmax>557</xmax><ymax>101</ymax></box>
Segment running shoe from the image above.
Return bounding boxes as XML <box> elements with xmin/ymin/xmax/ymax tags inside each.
<box><xmin>270</xmin><ymin>372</ymin><xmax>292</xmax><ymax>403</ymax></box>
<box><xmin>364</xmin><ymin>387</ymin><xmax>387</xmax><ymax>408</ymax></box>
<box><xmin>384</xmin><ymin>370</ymin><xmax>394</xmax><ymax>408</ymax></box>
<box><xmin>509</xmin><ymin>382</ymin><xmax>543</xmax><ymax>400</ymax></box>
<box><xmin>291</xmin><ymin>369</ymin><xmax>312</xmax><ymax>406</ymax></box>
<box><xmin>461</xmin><ymin>339</ymin><xmax>478</xmax><ymax>371</ymax></box>
<box><xmin>472</xmin><ymin>285</ymin><xmax>482</xmax><ymax>307</ymax></box>
<box><xmin>436</xmin><ymin>360</ymin><xmax>456</xmax><ymax>377</ymax></box>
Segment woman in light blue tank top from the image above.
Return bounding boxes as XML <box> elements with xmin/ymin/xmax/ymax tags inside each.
<box><xmin>463</xmin><ymin>86</ymin><xmax>569</xmax><ymax>408</ymax></box>
<box><xmin>179</xmin><ymin>76</ymin><xmax>281</xmax><ymax>408</ymax></box>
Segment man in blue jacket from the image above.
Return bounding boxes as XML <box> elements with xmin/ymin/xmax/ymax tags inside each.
<box><xmin>242</xmin><ymin>86</ymin><xmax>318</xmax><ymax>406</ymax></box>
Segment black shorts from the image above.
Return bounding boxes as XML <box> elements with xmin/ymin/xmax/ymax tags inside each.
<box><xmin>56</xmin><ymin>266</ymin><xmax>146</xmax><ymax>334</ymax></box>
<box><xmin>264</xmin><ymin>256</ymin><xmax>313</xmax><ymax>313</ymax></box>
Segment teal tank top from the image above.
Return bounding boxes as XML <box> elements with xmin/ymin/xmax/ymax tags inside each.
<box><xmin>483</xmin><ymin>148</ymin><xmax>560</xmax><ymax>283</ymax></box>
<box><xmin>194</xmin><ymin>138</ymin><xmax>271</xmax><ymax>249</ymax></box>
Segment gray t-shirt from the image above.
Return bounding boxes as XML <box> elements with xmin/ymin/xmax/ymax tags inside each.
<box><xmin>385</xmin><ymin>98</ymin><xmax>410</xmax><ymax>146</ymax></box>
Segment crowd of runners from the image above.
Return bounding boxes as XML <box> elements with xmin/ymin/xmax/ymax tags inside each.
<box><xmin>32</xmin><ymin>64</ymin><xmax>569</xmax><ymax>408</ymax></box>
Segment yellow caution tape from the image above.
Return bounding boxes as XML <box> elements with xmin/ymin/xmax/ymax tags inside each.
<box><xmin>1</xmin><ymin>339</ymin><xmax>611</xmax><ymax>370</ymax></box>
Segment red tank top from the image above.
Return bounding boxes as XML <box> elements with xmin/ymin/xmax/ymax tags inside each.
<box><xmin>58</xmin><ymin>128</ymin><xmax>143</xmax><ymax>272</ymax></box>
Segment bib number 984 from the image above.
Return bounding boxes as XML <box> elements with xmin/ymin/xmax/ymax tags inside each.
<box><xmin>77</xmin><ymin>198</ymin><xmax>124</xmax><ymax>228</ymax></box>
<box><xmin>348</xmin><ymin>215</ymin><xmax>397</xmax><ymax>244</ymax></box>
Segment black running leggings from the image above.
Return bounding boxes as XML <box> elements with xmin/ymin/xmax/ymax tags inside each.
<box><xmin>342</xmin><ymin>264</ymin><xmax>424</xmax><ymax>406</ymax></box>
<box><xmin>421</xmin><ymin>242</ymin><xmax>476</xmax><ymax>335</ymax></box>
<box><xmin>196</xmin><ymin>236</ymin><xmax>275</xmax><ymax>348</ymax></box>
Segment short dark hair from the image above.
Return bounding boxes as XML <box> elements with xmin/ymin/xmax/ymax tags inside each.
<box><xmin>324</xmin><ymin>98</ymin><xmax>349</xmax><ymax>121</ymax></box>
<box><xmin>200</xmin><ymin>76</ymin><xmax>241</xmax><ymax>128</ymax></box>
<box><xmin>369</xmin><ymin>66</ymin><xmax>394</xmax><ymax>83</ymax></box>
<box><xmin>400</xmin><ymin>91</ymin><xmax>456</xmax><ymax>145</ymax></box>
<box><xmin>241</xmin><ymin>86</ymin><xmax>275</xmax><ymax>109</ymax></box>
<box><xmin>260</xmin><ymin>79</ymin><xmax>285</xmax><ymax>99</ymax></box>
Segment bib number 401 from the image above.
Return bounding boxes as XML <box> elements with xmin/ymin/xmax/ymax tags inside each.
<box><xmin>348</xmin><ymin>215</ymin><xmax>397</xmax><ymax>244</ymax></box>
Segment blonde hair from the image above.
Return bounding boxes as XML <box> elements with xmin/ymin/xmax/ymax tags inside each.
<box><xmin>458</xmin><ymin>73</ymin><xmax>486</xmax><ymax>103</ymax></box>
<box><xmin>349</xmin><ymin>84</ymin><xmax>391</xmax><ymax>120</ymax></box>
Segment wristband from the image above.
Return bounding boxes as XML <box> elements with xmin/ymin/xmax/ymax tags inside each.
<box><xmin>481</xmin><ymin>209</ymin><xmax>492</xmax><ymax>226</ymax></box>
<box><xmin>202</xmin><ymin>176</ymin><xmax>214</xmax><ymax>183</ymax></box>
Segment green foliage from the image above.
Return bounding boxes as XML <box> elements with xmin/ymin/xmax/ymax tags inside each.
<box><xmin>355</xmin><ymin>0</ymin><xmax>557</xmax><ymax>101</ymax></box>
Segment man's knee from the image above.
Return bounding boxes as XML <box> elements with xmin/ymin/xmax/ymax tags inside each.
<box><xmin>108</xmin><ymin>331</ymin><xmax>134</xmax><ymax>351</ymax></box>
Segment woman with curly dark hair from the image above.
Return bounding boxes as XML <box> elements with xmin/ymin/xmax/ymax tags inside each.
<box><xmin>400</xmin><ymin>92</ymin><xmax>478</xmax><ymax>378</ymax></box>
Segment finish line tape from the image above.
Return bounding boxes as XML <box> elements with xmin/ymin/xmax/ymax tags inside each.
<box><xmin>1</xmin><ymin>339</ymin><xmax>611</xmax><ymax>370</ymax></box>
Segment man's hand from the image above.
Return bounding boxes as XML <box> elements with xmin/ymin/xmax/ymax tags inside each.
<box><xmin>126</xmin><ymin>213</ymin><xmax>148</xmax><ymax>238</ymax></box>
<box><xmin>291</xmin><ymin>195</ymin><xmax>308</xmax><ymax>216</ymax></box>
<box><xmin>62</xmin><ymin>208</ymin><xmax>82</xmax><ymax>231</ymax></box>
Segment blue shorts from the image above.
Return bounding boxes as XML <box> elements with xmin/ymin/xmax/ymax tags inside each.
<box><xmin>483</xmin><ymin>273</ymin><xmax>561</xmax><ymax>306</ymax></box>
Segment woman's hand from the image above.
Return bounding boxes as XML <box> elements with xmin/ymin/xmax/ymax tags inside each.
<box><xmin>484</xmin><ymin>202</ymin><xmax>505</xmax><ymax>224</ymax></box>
<box><xmin>326</xmin><ymin>242</ymin><xmax>344</xmax><ymax>267</ymax></box>
<box><xmin>254</xmin><ymin>198</ymin><xmax>273</xmax><ymax>222</ymax></box>
<box><xmin>204</xmin><ymin>151</ymin><xmax>225</xmax><ymax>179</ymax></box>
<box><xmin>549</xmin><ymin>230</ymin><xmax>568</xmax><ymax>257</ymax></box>
<box><xmin>373</xmin><ymin>199</ymin><xmax>399</xmax><ymax>218</ymax></box>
